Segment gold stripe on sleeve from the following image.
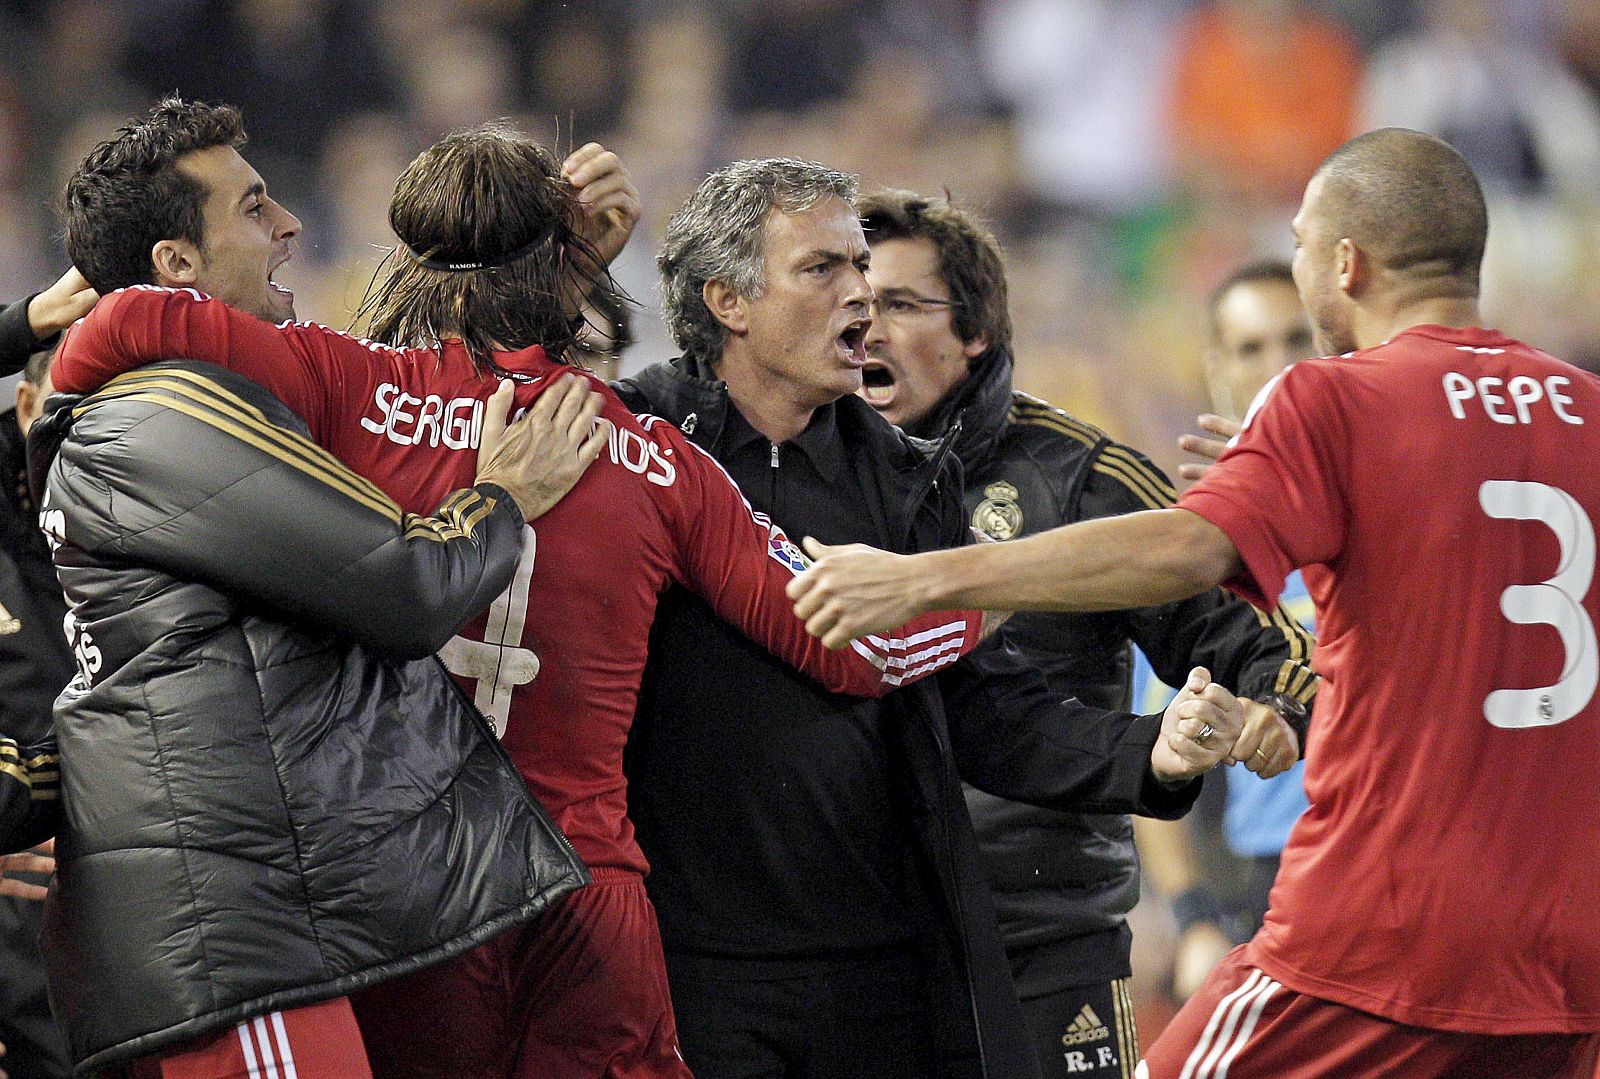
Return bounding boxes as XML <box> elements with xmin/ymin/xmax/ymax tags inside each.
<box><xmin>1009</xmin><ymin>403</ymin><xmax>1099</xmax><ymax>448</ymax></box>
<box><xmin>1090</xmin><ymin>450</ymin><xmax>1175</xmax><ymax>512</ymax></box>
<box><xmin>1099</xmin><ymin>446</ymin><xmax>1178</xmax><ymax>504</ymax></box>
<box><xmin>87</xmin><ymin>368</ymin><xmax>398</xmax><ymax>511</ymax></box>
<box><xmin>91</xmin><ymin>388</ymin><xmax>401</xmax><ymax>522</ymax></box>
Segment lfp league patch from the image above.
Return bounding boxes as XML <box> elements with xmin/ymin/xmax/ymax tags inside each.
<box><xmin>766</xmin><ymin>526</ymin><xmax>811</xmax><ymax>575</ymax></box>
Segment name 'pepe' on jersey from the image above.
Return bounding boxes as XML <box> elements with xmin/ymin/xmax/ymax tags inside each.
<box><xmin>1176</xmin><ymin>323</ymin><xmax>1600</xmax><ymax>1034</ymax></box>
<box><xmin>52</xmin><ymin>285</ymin><xmax>984</xmax><ymax>875</ymax></box>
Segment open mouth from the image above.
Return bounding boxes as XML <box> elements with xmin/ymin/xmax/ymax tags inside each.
<box><xmin>268</xmin><ymin>255</ymin><xmax>294</xmax><ymax>301</ymax></box>
<box><xmin>836</xmin><ymin>319</ymin><xmax>870</xmax><ymax>366</ymax></box>
<box><xmin>859</xmin><ymin>360</ymin><xmax>896</xmax><ymax>406</ymax></box>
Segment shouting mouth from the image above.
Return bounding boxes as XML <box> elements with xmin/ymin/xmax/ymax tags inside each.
<box><xmin>836</xmin><ymin>318</ymin><xmax>870</xmax><ymax>366</ymax></box>
<box><xmin>268</xmin><ymin>254</ymin><xmax>294</xmax><ymax>303</ymax></box>
<box><xmin>859</xmin><ymin>359</ymin><xmax>896</xmax><ymax>407</ymax></box>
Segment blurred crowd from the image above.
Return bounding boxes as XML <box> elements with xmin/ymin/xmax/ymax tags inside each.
<box><xmin>3</xmin><ymin>0</ymin><xmax>1600</xmax><ymax>474</ymax></box>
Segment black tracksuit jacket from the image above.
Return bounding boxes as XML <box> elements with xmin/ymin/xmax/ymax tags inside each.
<box><xmin>617</xmin><ymin>355</ymin><xmax>1203</xmax><ymax>1079</ymax></box>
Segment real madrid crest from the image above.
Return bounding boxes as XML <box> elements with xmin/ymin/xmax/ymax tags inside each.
<box><xmin>972</xmin><ymin>480</ymin><xmax>1023</xmax><ymax>541</ymax></box>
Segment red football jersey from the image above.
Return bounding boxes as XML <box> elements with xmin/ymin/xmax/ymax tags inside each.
<box><xmin>54</xmin><ymin>286</ymin><xmax>981</xmax><ymax>874</ymax></box>
<box><xmin>1179</xmin><ymin>324</ymin><xmax>1600</xmax><ymax>1033</ymax></box>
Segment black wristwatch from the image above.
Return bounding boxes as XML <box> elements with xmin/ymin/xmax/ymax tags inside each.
<box><xmin>1263</xmin><ymin>692</ymin><xmax>1310</xmax><ymax>750</ymax></box>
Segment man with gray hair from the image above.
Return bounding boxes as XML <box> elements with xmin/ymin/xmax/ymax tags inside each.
<box><xmin>616</xmin><ymin>159</ymin><xmax>1249</xmax><ymax>1079</ymax></box>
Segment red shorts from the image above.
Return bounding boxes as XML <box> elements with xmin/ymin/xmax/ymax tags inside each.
<box><xmin>1141</xmin><ymin>947</ymin><xmax>1600</xmax><ymax>1079</ymax></box>
<box><xmin>351</xmin><ymin>868</ymin><xmax>688</xmax><ymax>1079</ymax></box>
<box><xmin>117</xmin><ymin>997</ymin><xmax>372</xmax><ymax>1079</ymax></box>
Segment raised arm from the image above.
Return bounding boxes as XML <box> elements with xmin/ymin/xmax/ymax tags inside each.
<box><xmin>0</xmin><ymin>267</ymin><xmax>98</xmax><ymax>377</ymax></box>
<box><xmin>656</xmin><ymin>417</ymin><xmax>983</xmax><ymax>697</ymax></box>
<box><xmin>43</xmin><ymin>363</ymin><xmax>601</xmax><ymax>659</ymax></box>
<box><xmin>562</xmin><ymin>143</ymin><xmax>642</xmax><ymax>271</ymax></box>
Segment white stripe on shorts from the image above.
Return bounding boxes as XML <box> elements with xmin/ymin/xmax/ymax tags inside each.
<box><xmin>1213</xmin><ymin>979</ymin><xmax>1277</xmax><ymax>1079</ymax></box>
<box><xmin>252</xmin><ymin>1015</ymin><xmax>281</xmax><ymax>1079</ymax></box>
<box><xmin>237</xmin><ymin>1020</ymin><xmax>263</xmax><ymax>1079</ymax></box>
<box><xmin>270</xmin><ymin>1010</ymin><xmax>300</xmax><ymax>1079</ymax></box>
<box><xmin>1179</xmin><ymin>969</ymin><xmax>1280</xmax><ymax>1079</ymax></box>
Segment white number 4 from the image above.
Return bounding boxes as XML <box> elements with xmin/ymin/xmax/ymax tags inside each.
<box><xmin>1479</xmin><ymin>480</ymin><xmax>1597</xmax><ymax>727</ymax></box>
<box><xmin>439</xmin><ymin>525</ymin><xmax>541</xmax><ymax>739</ymax></box>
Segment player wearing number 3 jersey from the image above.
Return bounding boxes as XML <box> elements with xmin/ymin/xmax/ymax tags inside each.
<box><xmin>51</xmin><ymin>124</ymin><xmax>983</xmax><ymax>1079</ymax></box>
<box><xmin>787</xmin><ymin>129</ymin><xmax>1600</xmax><ymax>1078</ymax></box>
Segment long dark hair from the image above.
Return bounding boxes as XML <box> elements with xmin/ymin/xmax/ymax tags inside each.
<box><xmin>360</xmin><ymin>121</ymin><xmax>616</xmax><ymax>374</ymax></box>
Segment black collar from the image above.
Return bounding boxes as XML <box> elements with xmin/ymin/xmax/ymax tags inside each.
<box><xmin>906</xmin><ymin>348</ymin><xmax>1016</xmax><ymax>471</ymax></box>
<box><xmin>721</xmin><ymin>400</ymin><xmax>848</xmax><ymax>484</ymax></box>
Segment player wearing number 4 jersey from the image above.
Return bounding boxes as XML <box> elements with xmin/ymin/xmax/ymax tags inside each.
<box><xmin>53</xmin><ymin>123</ymin><xmax>985</xmax><ymax>1079</ymax></box>
<box><xmin>788</xmin><ymin>129</ymin><xmax>1600</xmax><ymax>1078</ymax></box>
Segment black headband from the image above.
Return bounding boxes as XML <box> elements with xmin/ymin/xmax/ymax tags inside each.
<box><xmin>400</xmin><ymin>221</ymin><xmax>556</xmax><ymax>273</ymax></box>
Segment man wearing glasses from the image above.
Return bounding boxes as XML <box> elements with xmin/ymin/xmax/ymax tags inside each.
<box><xmin>851</xmin><ymin>189</ymin><xmax>1315</xmax><ymax>1079</ymax></box>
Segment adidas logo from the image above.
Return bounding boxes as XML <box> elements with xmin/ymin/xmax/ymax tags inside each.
<box><xmin>1061</xmin><ymin>1004</ymin><xmax>1111</xmax><ymax>1047</ymax></box>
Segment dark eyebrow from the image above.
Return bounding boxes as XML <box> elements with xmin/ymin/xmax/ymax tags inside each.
<box><xmin>796</xmin><ymin>248</ymin><xmax>849</xmax><ymax>267</ymax></box>
<box><xmin>238</xmin><ymin>182</ymin><xmax>265</xmax><ymax>208</ymax></box>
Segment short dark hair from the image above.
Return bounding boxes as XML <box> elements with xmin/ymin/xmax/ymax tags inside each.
<box><xmin>1207</xmin><ymin>259</ymin><xmax>1295</xmax><ymax>340</ymax></box>
<box><xmin>1313</xmin><ymin>128</ymin><xmax>1488</xmax><ymax>291</ymax></box>
<box><xmin>65</xmin><ymin>97</ymin><xmax>246</xmax><ymax>294</ymax></box>
<box><xmin>23</xmin><ymin>343</ymin><xmax>56</xmax><ymax>388</ymax></box>
<box><xmin>856</xmin><ymin>189</ymin><xmax>1012</xmax><ymax>366</ymax></box>
<box><xmin>360</xmin><ymin>121</ymin><xmax>610</xmax><ymax>372</ymax></box>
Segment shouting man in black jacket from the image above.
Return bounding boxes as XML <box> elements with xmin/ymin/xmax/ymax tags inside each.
<box><xmin>616</xmin><ymin>158</ymin><xmax>1255</xmax><ymax>1079</ymax></box>
<box><xmin>849</xmin><ymin>190</ymin><xmax>1317</xmax><ymax>1079</ymax></box>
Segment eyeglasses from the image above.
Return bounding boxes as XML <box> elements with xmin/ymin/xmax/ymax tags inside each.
<box><xmin>869</xmin><ymin>292</ymin><xmax>961</xmax><ymax>321</ymax></box>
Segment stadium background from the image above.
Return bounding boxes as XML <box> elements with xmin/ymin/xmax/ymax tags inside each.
<box><xmin>4</xmin><ymin>0</ymin><xmax>1600</xmax><ymax>481</ymax></box>
<box><xmin>3</xmin><ymin>0</ymin><xmax>1599</xmax><ymax>1033</ymax></box>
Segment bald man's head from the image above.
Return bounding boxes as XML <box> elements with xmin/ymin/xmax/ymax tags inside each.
<box><xmin>1313</xmin><ymin>128</ymin><xmax>1487</xmax><ymax>292</ymax></box>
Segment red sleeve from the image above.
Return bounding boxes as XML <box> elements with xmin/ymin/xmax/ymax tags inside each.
<box><xmin>51</xmin><ymin>286</ymin><xmax>334</xmax><ymax>443</ymax></box>
<box><xmin>646</xmin><ymin>416</ymin><xmax>982</xmax><ymax>697</ymax></box>
<box><xmin>1177</xmin><ymin>363</ymin><xmax>1348</xmax><ymax>609</ymax></box>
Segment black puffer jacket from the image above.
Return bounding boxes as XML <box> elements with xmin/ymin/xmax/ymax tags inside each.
<box><xmin>29</xmin><ymin>362</ymin><xmax>588</xmax><ymax>1075</ymax></box>
<box><xmin>910</xmin><ymin>350</ymin><xmax>1317</xmax><ymax>994</ymax></box>
<box><xmin>618</xmin><ymin>357</ymin><xmax>1200</xmax><ymax>1079</ymax></box>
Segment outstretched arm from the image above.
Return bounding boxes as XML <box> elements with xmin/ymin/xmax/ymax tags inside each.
<box><xmin>788</xmin><ymin>508</ymin><xmax>1243</xmax><ymax>649</ymax></box>
<box><xmin>659</xmin><ymin>418</ymin><xmax>983</xmax><ymax>697</ymax></box>
<box><xmin>48</xmin><ymin>285</ymin><xmax>335</xmax><ymax>439</ymax></box>
<box><xmin>947</xmin><ymin>633</ymin><xmax>1246</xmax><ymax>817</ymax></box>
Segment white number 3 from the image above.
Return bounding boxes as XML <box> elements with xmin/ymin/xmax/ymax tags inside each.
<box><xmin>1479</xmin><ymin>480</ymin><xmax>1598</xmax><ymax>727</ymax></box>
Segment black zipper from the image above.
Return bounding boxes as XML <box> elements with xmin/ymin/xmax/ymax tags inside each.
<box><xmin>893</xmin><ymin>414</ymin><xmax>963</xmax><ymax>551</ymax></box>
<box><xmin>890</xmin><ymin>409</ymin><xmax>991</xmax><ymax>1075</ymax></box>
